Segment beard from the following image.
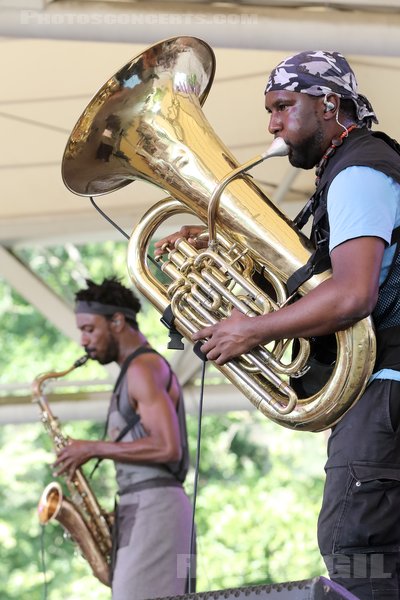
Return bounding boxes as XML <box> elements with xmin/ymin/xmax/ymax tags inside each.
<box><xmin>96</xmin><ymin>332</ymin><xmax>119</xmax><ymax>365</ymax></box>
<box><xmin>287</xmin><ymin>124</ymin><xmax>325</xmax><ymax>170</ymax></box>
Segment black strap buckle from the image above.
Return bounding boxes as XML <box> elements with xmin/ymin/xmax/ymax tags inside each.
<box><xmin>161</xmin><ymin>305</ymin><xmax>185</xmax><ymax>350</ymax></box>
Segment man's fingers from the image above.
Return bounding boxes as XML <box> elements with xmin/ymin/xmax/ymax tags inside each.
<box><xmin>154</xmin><ymin>225</ymin><xmax>207</xmax><ymax>256</ymax></box>
<box><xmin>192</xmin><ymin>327</ymin><xmax>213</xmax><ymax>342</ymax></box>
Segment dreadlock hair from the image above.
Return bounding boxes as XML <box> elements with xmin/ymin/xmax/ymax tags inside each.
<box><xmin>75</xmin><ymin>277</ymin><xmax>141</xmax><ymax>329</ymax></box>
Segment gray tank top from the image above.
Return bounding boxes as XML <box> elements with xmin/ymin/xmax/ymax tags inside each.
<box><xmin>107</xmin><ymin>349</ymin><xmax>189</xmax><ymax>494</ymax></box>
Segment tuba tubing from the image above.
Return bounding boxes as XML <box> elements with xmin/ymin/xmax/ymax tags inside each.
<box><xmin>61</xmin><ymin>36</ymin><xmax>376</xmax><ymax>432</ymax></box>
<box><xmin>127</xmin><ymin>196</ymin><xmax>376</xmax><ymax>431</ymax></box>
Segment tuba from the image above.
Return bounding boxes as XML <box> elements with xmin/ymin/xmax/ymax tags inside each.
<box><xmin>33</xmin><ymin>356</ymin><xmax>112</xmax><ymax>586</ymax></box>
<box><xmin>61</xmin><ymin>36</ymin><xmax>376</xmax><ymax>432</ymax></box>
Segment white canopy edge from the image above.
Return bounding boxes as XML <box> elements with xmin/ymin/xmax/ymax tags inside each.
<box><xmin>1</xmin><ymin>383</ymin><xmax>253</xmax><ymax>424</ymax></box>
<box><xmin>1</xmin><ymin>2</ymin><xmax>400</xmax><ymax>57</ymax></box>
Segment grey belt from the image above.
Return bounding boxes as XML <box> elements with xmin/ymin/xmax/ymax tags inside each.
<box><xmin>119</xmin><ymin>477</ymin><xmax>182</xmax><ymax>496</ymax></box>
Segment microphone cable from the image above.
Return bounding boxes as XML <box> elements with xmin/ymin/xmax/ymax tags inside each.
<box><xmin>89</xmin><ymin>196</ymin><xmax>161</xmax><ymax>273</ymax></box>
<box><xmin>188</xmin><ymin>355</ymin><xmax>207</xmax><ymax>593</ymax></box>
<box><xmin>90</xmin><ymin>194</ymin><xmax>207</xmax><ymax>594</ymax></box>
<box><xmin>90</xmin><ymin>197</ymin><xmax>130</xmax><ymax>241</ymax></box>
<box><xmin>39</xmin><ymin>525</ymin><xmax>49</xmax><ymax>600</ymax></box>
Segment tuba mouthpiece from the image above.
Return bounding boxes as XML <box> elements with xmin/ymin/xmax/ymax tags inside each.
<box><xmin>261</xmin><ymin>137</ymin><xmax>289</xmax><ymax>160</ymax></box>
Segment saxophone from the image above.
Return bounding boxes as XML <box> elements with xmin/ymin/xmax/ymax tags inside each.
<box><xmin>33</xmin><ymin>355</ymin><xmax>112</xmax><ymax>587</ymax></box>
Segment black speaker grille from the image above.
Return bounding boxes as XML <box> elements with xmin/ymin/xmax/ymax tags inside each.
<box><xmin>155</xmin><ymin>576</ymin><xmax>358</xmax><ymax>600</ymax></box>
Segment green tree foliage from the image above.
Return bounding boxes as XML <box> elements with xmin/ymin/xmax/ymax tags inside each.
<box><xmin>0</xmin><ymin>241</ymin><xmax>327</xmax><ymax>598</ymax></box>
<box><xmin>187</xmin><ymin>413</ymin><xmax>326</xmax><ymax>590</ymax></box>
<box><xmin>0</xmin><ymin>414</ymin><xmax>326</xmax><ymax>599</ymax></box>
<box><xmin>0</xmin><ymin>421</ymin><xmax>113</xmax><ymax>600</ymax></box>
<box><xmin>1</xmin><ymin>241</ymin><xmax>178</xmax><ymax>387</ymax></box>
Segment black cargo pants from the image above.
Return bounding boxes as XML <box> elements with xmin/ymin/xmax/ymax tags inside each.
<box><xmin>318</xmin><ymin>380</ymin><xmax>400</xmax><ymax>599</ymax></box>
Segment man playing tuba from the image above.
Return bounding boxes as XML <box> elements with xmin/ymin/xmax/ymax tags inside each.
<box><xmin>156</xmin><ymin>51</ymin><xmax>400</xmax><ymax>600</ymax></box>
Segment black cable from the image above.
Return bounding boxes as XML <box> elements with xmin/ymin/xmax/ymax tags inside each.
<box><xmin>90</xmin><ymin>197</ymin><xmax>130</xmax><ymax>240</ymax></box>
<box><xmin>88</xmin><ymin>197</ymin><xmax>170</xmax><ymax>278</ymax></box>
<box><xmin>147</xmin><ymin>253</ymin><xmax>162</xmax><ymax>271</ymax></box>
<box><xmin>39</xmin><ymin>525</ymin><xmax>48</xmax><ymax>600</ymax></box>
<box><xmin>188</xmin><ymin>357</ymin><xmax>207</xmax><ymax>593</ymax></box>
<box><xmin>88</xmin><ymin>197</ymin><xmax>167</xmax><ymax>280</ymax></box>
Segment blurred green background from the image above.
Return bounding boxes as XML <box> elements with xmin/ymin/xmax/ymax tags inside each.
<box><xmin>0</xmin><ymin>241</ymin><xmax>327</xmax><ymax>599</ymax></box>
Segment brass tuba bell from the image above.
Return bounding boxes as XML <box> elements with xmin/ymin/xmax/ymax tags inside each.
<box><xmin>62</xmin><ymin>36</ymin><xmax>376</xmax><ymax>432</ymax></box>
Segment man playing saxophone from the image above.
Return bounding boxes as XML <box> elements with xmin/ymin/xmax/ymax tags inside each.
<box><xmin>54</xmin><ymin>276</ymin><xmax>195</xmax><ymax>600</ymax></box>
<box><xmin>155</xmin><ymin>51</ymin><xmax>400</xmax><ymax>600</ymax></box>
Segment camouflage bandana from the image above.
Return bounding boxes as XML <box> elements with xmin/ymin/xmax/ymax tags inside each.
<box><xmin>265</xmin><ymin>50</ymin><xmax>378</xmax><ymax>128</ymax></box>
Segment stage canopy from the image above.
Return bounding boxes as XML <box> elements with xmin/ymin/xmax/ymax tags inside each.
<box><xmin>1</xmin><ymin>0</ymin><xmax>399</xmax><ymax>423</ymax></box>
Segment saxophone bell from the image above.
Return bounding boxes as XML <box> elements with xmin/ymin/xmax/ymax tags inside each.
<box><xmin>38</xmin><ymin>482</ymin><xmax>110</xmax><ymax>586</ymax></box>
<box><xmin>38</xmin><ymin>481</ymin><xmax>63</xmax><ymax>525</ymax></box>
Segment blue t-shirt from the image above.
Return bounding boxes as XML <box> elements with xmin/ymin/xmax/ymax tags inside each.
<box><xmin>327</xmin><ymin>166</ymin><xmax>400</xmax><ymax>381</ymax></box>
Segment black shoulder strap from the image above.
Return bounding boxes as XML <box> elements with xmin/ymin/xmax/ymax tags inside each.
<box><xmin>293</xmin><ymin>196</ymin><xmax>314</xmax><ymax>230</ymax></box>
<box><xmin>115</xmin><ymin>347</ymin><xmax>173</xmax><ymax>397</ymax></box>
<box><xmin>286</xmin><ymin>244</ymin><xmax>331</xmax><ymax>297</ymax></box>
<box><xmin>391</xmin><ymin>225</ymin><xmax>400</xmax><ymax>246</ymax></box>
<box><xmin>113</xmin><ymin>348</ymin><xmax>154</xmax><ymax>396</ymax></box>
<box><xmin>115</xmin><ymin>347</ymin><xmax>163</xmax><ymax>422</ymax></box>
<box><xmin>372</xmin><ymin>131</ymin><xmax>400</xmax><ymax>156</ymax></box>
<box><xmin>110</xmin><ymin>347</ymin><xmax>175</xmax><ymax>440</ymax></box>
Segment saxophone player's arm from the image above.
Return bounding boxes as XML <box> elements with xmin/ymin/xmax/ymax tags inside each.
<box><xmin>54</xmin><ymin>353</ymin><xmax>181</xmax><ymax>475</ymax></box>
<box><xmin>192</xmin><ymin>236</ymin><xmax>384</xmax><ymax>365</ymax></box>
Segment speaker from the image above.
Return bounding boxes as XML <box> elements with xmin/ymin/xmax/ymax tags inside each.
<box><xmin>166</xmin><ymin>577</ymin><xmax>359</xmax><ymax>600</ymax></box>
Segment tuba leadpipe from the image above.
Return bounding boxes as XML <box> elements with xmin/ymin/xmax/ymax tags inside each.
<box><xmin>61</xmin><ymin>36</ymin><xmax>376</xmax><ymax>432</ymax></box>
<box><xmin>33</xmin><ymin>356</ymin><xmax>112</xmax><ymax>586</ymax></box>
